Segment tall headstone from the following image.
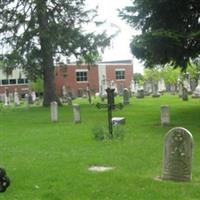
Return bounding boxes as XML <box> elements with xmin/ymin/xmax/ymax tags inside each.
<box><xmin>123</xmin><ymin>88</ymin><xmax>130</xmax><ymax>105</ymax></box>
<box><xmin>160</xmin><ymin>105</ymin><xmax>170</xmax><ymax>126</ymax></box>
<box><xmin>152</xmin><ymin>82</ymin><xmax>160</xmax><ymax>97</ymax></box>
<box><xmin>162</xmin><ymin>127</ymin><xmax>193</xmax><ymax>181</ymax></box>
<box><xmin>73</xmin><ymin>104</ymin><xmax>81</xmax><ymax>123</ymax></box>
<box><xmin>182</xmin><ymin>87</ymin><xmax>188</xmax><ymax>101</ymax></box>
<box><xmin>4</xmin><ymin>88</ymin><xmax>9</xmax><ymax>106</ymax></box>
<box><xmin>31</xmin><ymin>91</ymin><xmax>37</xmax><ymax>102</ymax></box>
<box><xmin>14</xmin><ymin>88</ymin><xmax>20</xmax><ymax>106</ymax></box>
<box><xmin>51</xmin><ymin>101</ymin><xmax>58</xmax><ymax>122</ymax></box>
<box><xmin>192</xmin><ymin>72</ymin><xmax>200</xmax><ymax>98</ymax></box>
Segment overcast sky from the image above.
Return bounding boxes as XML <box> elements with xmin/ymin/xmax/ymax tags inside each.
<box><xmin>85</xmin><ymin>0</ymin><xmax>144</xmax><ymax>73</ymax></box>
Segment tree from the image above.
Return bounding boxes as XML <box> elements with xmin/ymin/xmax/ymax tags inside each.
<box><xmin>0</xmin><ymin>0</ymin><xmax>111</xmax><ymax>106</ymax></box>
<box><xmin>119</xmin><ymin>0</ymin><xmax>200</xmax><ymax>69</ymax></box>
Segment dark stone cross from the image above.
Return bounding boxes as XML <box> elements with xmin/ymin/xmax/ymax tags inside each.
<box><xmin>96</xmin><ymin>88</ymin><xmax>123</xmax><ymax>138</ymax></box>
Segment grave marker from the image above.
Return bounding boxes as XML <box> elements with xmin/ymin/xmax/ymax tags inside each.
<box><xmin>51</xmin><ymin>101</ymin><xmax>58</xmax><ymax>122</ymax></box>
<box><xmin>162</xmin><ymin>127</ymin><xmax>193</xmax><ymax>181</ymax></box>
<box><xmin>96</xmin><ymin>88</ymin><xmax>123</xmax><ymax>138</ymax></box>
<box><xmin>161</xmin><ymin>105</ymin><xmax>170</xmax><ymax>126</ymax></box>
<box><xmin>73</xmin><ymin>104</ymin><xmax>81</xmax><ymax>123</ymax></box>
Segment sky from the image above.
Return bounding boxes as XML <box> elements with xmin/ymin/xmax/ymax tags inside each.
<box><xmin>85</xmin><ymin>0</ymin><xmax>144</xmax><ymax>74</ymax></box>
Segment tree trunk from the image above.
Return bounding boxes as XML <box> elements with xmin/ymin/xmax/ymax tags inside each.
<box><xmin>36</xmin><ymin>0</ymin><xmax>60</xmax><ymax>106</ymax></box>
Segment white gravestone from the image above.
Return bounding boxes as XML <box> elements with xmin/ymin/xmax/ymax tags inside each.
<box><xmin>51</xmin><ymin>101</ymin><xmax>58</xmax><ymax>122</ymax></box>
<box><xmin>162</xmin><ymin>127</ymin><xmax>193</xmax><ymax>182</ymax></box>
<box><xmin>192</xmin><ymin>72</ymin><xmax>200</xmax><ymax>98</ymax></box>
<box><xmin>160</xmin><ymin>105</ymin><xmax>170</xmax><ymax>126</ymax></box>
<box><xmin>14</xmin><ymin>89</ymin><xmax>20</xmax><ymax>106</ymax></box>
<box><xmin>73</xmin><ymin>104</ymin><xmax>81</xmax><ymax>123</ymax></box>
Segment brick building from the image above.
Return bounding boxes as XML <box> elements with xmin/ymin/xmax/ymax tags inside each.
<box><xmin>0</xmin><ymin>68</ymin><xmax>29</xmax><ymax>94</ymax></box>
<box><xmin>0</xmin><ymin>60</ymin><xmax>133</xmax><ymax>98</ymax></box>
<box><xmin>55</xmin><ymin>60</ymin><xmax>133</xmax><ymax>97</ymax></box>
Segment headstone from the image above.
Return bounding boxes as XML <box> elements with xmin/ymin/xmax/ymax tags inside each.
<box><xmin>130</xmin><ymin>80</ymin><xmax>136</xmax><ymax>94</ymax></box>
<box><xmin>112</xmin><ymin>117</ymin><xmax>126</xmax><ymax>125</ymax></box>
<box><xmin>14</xmin><ymin>89</ymin><xmax>20</xmax><ymax>106</ymax></box>
<box><xmin>182</xmin><ymin>87</ymin><xmax>188</xmax><ymax>101</ymax></box>
<box><xmin>160</xmin><ymin>105</ymin><xmax>170</xmax><ymax>126</ymax></box>
<box><xmin>31</xmin><ymin>91</ymin><xmax>37</xmax><ymax>102</ymax></box>
<box><xmin>158</xmin><ymin>79</ymin><xmax>166</xmax><ymax>93</ymax></box>
<box><xmin>4</xmin><ymin>89</ymin><xmax>9</xmax><ymax>106</ymax></box>
<box><xmin>51</xmin><ymin>101</ymin><xmax>58</xmax><ymax>122</ymax></box>
<box><xmin>192</xmin><ymin>72</ymin><xmax>200</xmax><ymax>98</ymax></box>
<box><xmin>73</xmin><ymin>104</ymin><xmax>81</xmax><ymax>123</ymax></box>
<box><xmin>152</xmin><ymin>82</ymin><xmax>160</xmax><ymax>97</ymax></box>
<box><xmin>162</xmin><ymin>127</ymin><xmax>193</xmax><ymax>181</ymax></box>
<box><xmin>123</xmin><ymin>88</ymin><xmax>130</xmax><ymax>105</ymax></box>
<box><xmin>183</xmin><ymin>73</ymin><xmax>191</xmax><ymax>93</ymax></box>
<box><xmin>136</xmin><ymin>89</ymin><xmax>144</xmax><ymax>98</ymax></box>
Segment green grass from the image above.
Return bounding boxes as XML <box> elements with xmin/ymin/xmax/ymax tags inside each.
<box><xmin>1</xmin><ymin>94</ymin><xmax>200</xmax><ymax>200</ymax></box>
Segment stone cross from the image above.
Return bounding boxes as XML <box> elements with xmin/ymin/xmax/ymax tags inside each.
<box><xmin>96</xmin><ymin>88</ymin><xmax>123</xmax><ymax>138</ymax></box>
<box><xmin>73</xmin><ymin>104</ymin><xmax>81</xmax><ymax>123</ymax></box>
<box><xmin>162</xmin><ymin>127</ymin><xmax>193</xmax><ymax>182</ymax></box>
<box><xmin>160</xmin><ymin>105</ymin><xmax>170</xmax><ymax>126</ymax></box>
<box><xmin>51</xmin><ymin>101</ymin><xmax>58</xmax><ymax>122</ymax></box>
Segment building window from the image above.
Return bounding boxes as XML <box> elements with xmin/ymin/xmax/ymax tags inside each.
<box><xmin>2</xmin><ymin>79</ymin><xmax>9</xmax><ymax>85</ymax></box>
<box><xmin>9</xmin><ymin>79</ymin><xmax>16</xmax><ymax>84</ymax></box>
<box><xmin>116</xmin><ymin>70</ymin><xmax>125</xmax><ymax>80</ymax></box>
<box><xmin>24</xmin><ymin>79</ymin><xmax>29</xmax><ymax>83</ymax></box>
<box><xmin>76</xmin><ymin>71</ymin><xmax>88</xmax><ymax>82</ymax></box>
<box><xmin>18</xmin><ymin>79</ymin><xmax>25</xmax><ymax>84</ymax></box>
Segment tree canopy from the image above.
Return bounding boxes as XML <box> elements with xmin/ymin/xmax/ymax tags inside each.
<box><xmin>119</xmin><ymin>0</ymin><xmax>200</xmax><ymax>69</ymax></box>
<box><xmin>0</xmin><ymin>0</ymin><xmax>111</xmax><ymax>106</ymax></box>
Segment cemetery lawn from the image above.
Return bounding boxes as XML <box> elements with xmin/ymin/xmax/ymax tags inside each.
<box><xmin>1</xmin><ymin>94</ymin><xmax>200</xmax><ymax>200</ymax></box>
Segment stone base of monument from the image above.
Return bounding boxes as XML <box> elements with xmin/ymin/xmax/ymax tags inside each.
<box><xmin>88</xmin><ymin>165</ymin><xmax>115</xmax><ymax>172</ymax></box>
<box><xmin>112</xmin><ymin>117</ymin><xmax>126</xmax><ymax>125</ymax></box>
<box><xmin>152</xmin><ymin>93</ymin><xmax>161</xmax><ymax>98</ymax></box>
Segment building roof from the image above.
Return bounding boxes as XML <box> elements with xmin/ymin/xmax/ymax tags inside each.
<box><xmin>99</xmin><ymin>60</ymin><xmax>133</xmax><ymax>64</ymax></box>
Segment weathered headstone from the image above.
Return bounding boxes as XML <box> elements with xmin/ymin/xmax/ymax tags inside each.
<box><xmin>73</xmin><ymin>104</ymin><xmax>81</xmax><ymax>123</ymax></box>
<box><xmin>192</xmin><ymin>72</ymin><xmax>200</xmax><ymax>98</ymax></box>
<box><xmin>51</xmin><ymin>101</ymin><xmax>58</xmax><ymax>122</ymax></box>
<box><xmin>136</xmin><ymin>89</ymin><xmax>144</xmax><ymax>98</ymax></box>
<box><xmin>4</xmin><ymin>89</ymin><xmax>9</xmax><ymax>106</ymax></box>
<box><xmin>123</xmin><ymin>88</ymin><xmax>130</xmax><ymax>105</ymax></box>
<box><xmin>152</xmin><ymin>82</ymin><xmax>160</xmax><ymax>97</ymax></box>
<box><xmin>14</xmin><ymin>89</ymin><xmax>20</xmax><ymax>106</ymax></box>
<box><xmin>160</xmin><ymin>105</ymin><xmax>170</xmax><ymax>126</ymax></box>
<box><xmin>31</xmin><ymin>91</ymin><xmax>37</xmax><ymax>102</ymax></box>
<box><xmin>182</xmin><ymin>87</ymin><xmax>188</xmax><ymax>101</ymax></box>
<box><xmin>112</xmin><ymin>117</ymin><xmax>126</xmax><ymax>125</ymax></box>
<box><xmin>162</xmin><ymin>127</ymin><xmax>193</xmax><ymax>181</ymax></box>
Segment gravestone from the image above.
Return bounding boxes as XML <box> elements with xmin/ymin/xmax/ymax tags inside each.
<box><xmin>14</xmin><ymin>89</ymin><xmax>20</xmax><ymax>106</ymax></box>
<box><xmin>73</xmin><ymin>104</ymin><xmax>81</xmax><ymax>123</ymax></box>
<box><xmin>112</xmin><ymin>117</ymin><xmax>126</xmax><ymax>125</ymax></box>
<box><xmin>162</xmin><ymin>127</ymin><xmax>193</xmax><ymax>181</ymax></box>
<box><xmin>182</xmin><ymin>87</ymin><xmax>188</xmax><ymax>101</ymax></box>
<box><xmin>31</xmin><ymin>91</ymin><xmax>37</xmax><ymax>102</ymax></box>
<box><xmin>136</xmin><ymin>89</ymin><xmax>144</xmax><ymax>98</ymax></box>
<box><xmin>192</xmin><ymin>72</ymin><xmax>200</xmax><ymax>98</ymax></box>
<box><xmin>160</xmin><ymin>105</ymin><xmax>170</xmax><ymax>126</ymax></box>
<box><xmin>4</xmin><ymin>89</ymin><xmax>9</xmax><ymax>106</ymax></box>
<box><xmin>152</xmin><ymin>82</ymin><xmax>160</xmax><ymax>97</ymax></box>
<box><xmin>51</xmin><ymin>101</ymin><xmax>58</xmax><ymax>122</ymax></box>
<box><xmin>123</xmin><ymin>88</ymin><xmax>130</xmax><ymax>105</ymax></box>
